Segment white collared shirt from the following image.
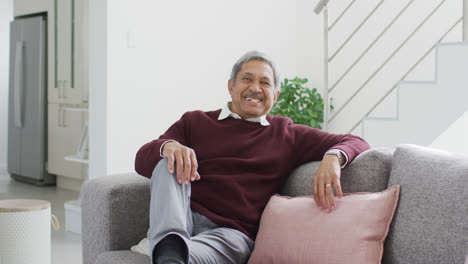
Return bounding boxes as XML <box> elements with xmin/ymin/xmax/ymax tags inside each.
<box><xmin>218</xmin><ymin>102</ymin><xmax>270</xmax><ymax>126</ymax></box>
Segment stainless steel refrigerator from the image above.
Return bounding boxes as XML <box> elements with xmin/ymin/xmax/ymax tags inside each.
<box><xmin>8</xmin><ymin>15</ymin><xmax>56</xmax><ymax>185</ymax></box>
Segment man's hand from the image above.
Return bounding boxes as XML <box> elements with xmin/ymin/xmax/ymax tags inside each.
<box><xmin>313</xmin><ymin>154</ymin><xmax>343</xmax><ymax>212</ymax></box>
<box><xmin>162</xmin><ymin>141</ymin><xmax>200</xmax><ymax>184</ymax></box>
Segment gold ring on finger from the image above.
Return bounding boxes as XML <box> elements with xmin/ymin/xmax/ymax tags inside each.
<box><xmin>325</xmin><ymin>184</ymin><xmax>332</xmax><ymax>187</ymax></box>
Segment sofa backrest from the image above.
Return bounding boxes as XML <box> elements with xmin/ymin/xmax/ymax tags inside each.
<box><xmin>280</xmin><ymin>148</ymin><xmax>394</xmax><ymax>196</ymax></box>
<box><xmin>383</xmin><ymin>144</ymin><xmax>468</xmax><ymax>264</ymax></box>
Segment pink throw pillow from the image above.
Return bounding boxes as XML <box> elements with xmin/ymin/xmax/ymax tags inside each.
<box><xmin>248</xmin><ymin>185</ymin><xmax>400</xmax><ymax>264</ymax></box>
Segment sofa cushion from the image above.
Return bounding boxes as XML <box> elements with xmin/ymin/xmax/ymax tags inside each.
<box><xmin>280</xmin><ymin>148</ymin><xmax>393</xmax><ymax>196</ymax></box>
<box><xmin>383</xmin><ymin>144</ymin><xmax>468</xmax><ymax>264</ymax></box>
<box><xmin>249</xmin><ymin>186</ymin><xmax>400</xmax><ymax>264</ymax></box>
<box><xmin>95</xmin><ymin>250</ymin><xmax>149</xmax><ymax>264</ymax></box>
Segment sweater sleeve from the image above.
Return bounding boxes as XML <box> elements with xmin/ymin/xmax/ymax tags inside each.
<box><xmin>134</xmin><ymin>112</ymin><xmax>191</xmax><ymax>178</ymax></box>
<box><xmin>290</xmin><ymin>124</ymin><xmax>370</xmax><ymax>167</ymax></box>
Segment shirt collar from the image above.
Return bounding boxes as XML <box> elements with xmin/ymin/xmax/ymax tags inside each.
<box><xmin>218</xmin><ymin>102</ymin><xmax>270</xmax><ymax>126</ymax></box>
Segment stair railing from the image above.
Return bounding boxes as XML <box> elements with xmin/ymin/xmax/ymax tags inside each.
<box><xmin>464</xmin><ymin>0</ymin><xmax>468</xmax><ymax>39</ymax></box>
<box><xmin>314</xmin><ymin>0</ymin><xmax>467</xmax><ymax>133</ymax></box>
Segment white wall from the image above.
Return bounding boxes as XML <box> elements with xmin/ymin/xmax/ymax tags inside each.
<box><xmin>88</xmin><ymin>0</ymin><xmax>107</xmax><ymax>179</ymax></box>
<box><xmin>0</xmin><ymin>0</ymin><xmax>13</xmax><ymax>177</ymax></box>
<box><xmin>430</xmin><ymin>109</ymin><xmax>468</xmax><ymax>157</ymax></box>
<box><xmin>296</xmin><ymin>0</ymin><xmax>324</xmax><ymax>93</ymax></box>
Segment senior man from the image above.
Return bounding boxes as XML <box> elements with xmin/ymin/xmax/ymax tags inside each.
<box><xmin>135</xmin><ymin>51</ymin><xmax>370</xmax><ymax>264</ymax></box>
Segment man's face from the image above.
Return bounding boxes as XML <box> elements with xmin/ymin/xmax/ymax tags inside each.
<box><xmin>228</xmin><ymin>60</ymin><xmax>279</xmax><ymax>119</ymax></box>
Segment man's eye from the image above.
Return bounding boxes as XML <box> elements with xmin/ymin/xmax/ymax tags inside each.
<box><xmin>243</xmin><ymin>77</ymin><xmax>252</xmax><ymax>81</ymax></box>
<box><xmin>262</xmin><ymin>81</ymin><xmax>271</xmax><ymax>86</ymax></box>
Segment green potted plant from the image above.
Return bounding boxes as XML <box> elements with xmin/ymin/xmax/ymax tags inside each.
<box><xmin>270</xmin><ymin>77</ymin><xmax>333</xmax><ymax>129</ymax></box>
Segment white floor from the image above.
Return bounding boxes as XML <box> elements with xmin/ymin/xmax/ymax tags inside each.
<box><xmin>0</xmin><ymin>174</ymin><xmax>83</xmax><ymax>264</ymax></box>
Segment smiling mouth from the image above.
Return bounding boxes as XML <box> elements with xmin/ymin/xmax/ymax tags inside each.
<box><xmin>245</xmin><ymin>97</ymin><xmax>263</xmax><ymax>103</ymax></box>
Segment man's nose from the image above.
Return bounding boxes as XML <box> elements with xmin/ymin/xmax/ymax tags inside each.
<box><xmin>249</xmin><ymin>81</ymin><xmax>262</xmax><ymax>93</ymax></box>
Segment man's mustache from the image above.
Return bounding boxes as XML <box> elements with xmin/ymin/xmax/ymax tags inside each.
<box><xmin>242</xmin><ymin>93</ymin><xmax>265</xmax><ymax>100</ymax></box>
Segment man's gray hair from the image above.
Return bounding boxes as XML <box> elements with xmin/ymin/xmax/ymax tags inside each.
<box><xmin>230</xmin><ymin>51</ymin><xmax>281</xmax><ymax>92</ymax></box>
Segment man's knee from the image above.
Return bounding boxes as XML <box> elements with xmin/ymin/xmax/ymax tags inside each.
<box><xmin>153</xmin><ymin>158</ymin><xmax>169</xmax><ymax>174</ymax></box>
<box><xmin>151</xmin><ymin>159</ymin><xmax>173</xmax><ymax>181</ymax></box>
<box><xmin>151</xmin><ymin>158</ymin><xmax>190</xmax><ymax>194</ymax></box>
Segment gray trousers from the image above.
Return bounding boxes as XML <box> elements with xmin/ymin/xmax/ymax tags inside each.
<box><xmin>149</xmin><ymin>159</ymin><xmax>255</xmax><ymax>264</ymax></box>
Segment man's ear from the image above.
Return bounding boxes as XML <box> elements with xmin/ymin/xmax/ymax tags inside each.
<box><xmin>273</xmin><ymin>91</ymin><xmax>280</xmax><ymax>102</ymax></box>
<box><xmin>228</xmin><ymin>80</ymin><xmax>234</xmax><ymax>95</ymax></box>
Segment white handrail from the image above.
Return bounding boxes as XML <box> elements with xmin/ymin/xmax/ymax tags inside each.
<box><xmin>314</xmin><ymin>0</ymin><xmax>329</xmax><ymax>14</ymax></box>
<box><xmin>323</xmin><ymin>5</ymin><xmax>329</xmax><ymax>131</ymax></box>
<box><xmin>464</xmin><ymin>0</ymin><xmax>468</xmax><ymax>40</ymax></box>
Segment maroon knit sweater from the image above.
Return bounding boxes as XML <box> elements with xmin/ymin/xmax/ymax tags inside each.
<box><xmin>135</xmin><ymin>109</ymin><xmax>370</xmax><ymax>240</ymax></box>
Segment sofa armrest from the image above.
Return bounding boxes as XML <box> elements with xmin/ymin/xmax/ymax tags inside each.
<box><xmin>81</xmin><ymin>173</ymin><xmax>151</xmax><ymax>264</ymax></box>
<box><xmin>280</xmin><ymin>148</ymin><xmax>394</xmax><ymax>197</ymax></box>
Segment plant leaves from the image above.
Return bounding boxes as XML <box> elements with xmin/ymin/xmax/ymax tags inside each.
<box><xmin>271</xmin><ymin>77</ymin><xmax>333</xmax><ymax>129</ymax></box>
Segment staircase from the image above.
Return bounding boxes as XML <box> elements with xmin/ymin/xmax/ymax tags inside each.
<box><xmin>315</xmin><ymin>0</ymin><xmax>467</xmax><ymax>149</ymax></box>
<box><xmin>362</xmin><ymin>43</ymin><xmax>468</xmax><ymax>147</ymax></box>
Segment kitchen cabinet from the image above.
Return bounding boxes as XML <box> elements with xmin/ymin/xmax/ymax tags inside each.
<box><xmin>49</xmin><ymin>0</ymin><xmax>88</xmax><ymax>104</ymax></box>
<box><xmin>47</xmin><ymin>0</ymin><xmax>88</xmax><ymax>183</ymax></box>
<box><xmin>47</xmin><ymin>104</ymin><xmax>86</xmax><ymax>180</ymax></box>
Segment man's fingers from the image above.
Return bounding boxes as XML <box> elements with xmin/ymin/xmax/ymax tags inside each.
<box><xmin>183</xmin><ymin>150</ymin><xmax>191</xmax><ymax>184</ymax></box>
<box><xmin>318</xmin><ymin>178</ymin><xmax>327</xmax><ymax>210</ymax></box>
<box><xmin>326</xmin><ymin>184</ymin><xmax>335</xmax><ymax>211</ymax></box>
<box><xmin>190</xmin><ymin>150</ymin><xmax>198</xmax><ymax>181</ymax></box>
<box><xmin>334</xmin><ymin>178</ymin><xmax>343</xmax><ymax>198</ymax></box>
<box><xmin>165</xmin><ymin>143</ymin><xmax>198</xmax><ymax>185</ymax></box>
<box><xmin>313</xmin><ymin>176</ymin><xmax>319</xmax><ymax>208</ymax></box>
<box><xmin>167</xmin><ymin>154</ymin><xmax>175</xmax><ymax>174</ymax></box>
<box><xmin>176</xmin><ymin>154</ymin><xmax>184</xmax><ymax>184</ymax></box>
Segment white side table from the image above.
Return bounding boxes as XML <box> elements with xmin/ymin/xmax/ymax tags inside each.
<box><xmin>0</xmin><ymin>199</ymin><xmax>52</xmax><ymax>264</ymax></box>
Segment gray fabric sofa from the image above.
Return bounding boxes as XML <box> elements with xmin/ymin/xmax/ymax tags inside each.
<box><xmin>82</xmin><ymin>144</ymin><xmax>468</xmax><ymax>264</ymax></box>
